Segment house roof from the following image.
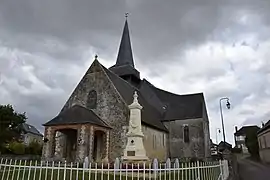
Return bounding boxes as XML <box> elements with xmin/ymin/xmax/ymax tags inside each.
<box><xmin>258</xmin><ymin>120</ymin><xmax>270</xmax><ymax>134</ymax></box>
<box><xmin>234</xmin><ymin>125</ymin><xmax>260</xmax><ymax>136</ymax></box>
<box><xmin>44</xmin><ymin>105</ymin><xmax>110</xmax><ymax>128</ymax></box>
<box><xmin>218</xmin><ymin>141</ymin><xmax>232</xmax><ymax>151</ymax></box>
<box><xmin>20</xmin><ymin>123</ymin><xmax>43</xmax><ymax>136</ymax></box>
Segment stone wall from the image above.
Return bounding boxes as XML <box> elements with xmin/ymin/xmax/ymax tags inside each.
<box><xmin>163</xmin><ymin>118</ymin><xmax>207</xmax><ymax>159</ymax></box>
<box><xmin>202</xmin><ymin>100</ymin><xmax>211</xmax><ymax>158</ymax></box>
<box><xmin>142</xmin><ymin>125</ymin><xmax>168</xmax><ymax>161</ymax></box>
<box><xmin>60</xmin><ymin>60</ymin><xmax>129</xmax><ymax>161</ymax></box>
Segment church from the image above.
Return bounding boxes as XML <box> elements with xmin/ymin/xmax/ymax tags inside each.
<box><xmin>42</xmin><ymin>18</ymin><xmax>211</xmax><ymax>163</ymax></box>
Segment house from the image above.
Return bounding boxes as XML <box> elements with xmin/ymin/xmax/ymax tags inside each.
<box><xmin>20</xmin><ymin>123</ymin><xmax>43</xmax><ymax>145</ymax></box>
<box><xmin>42</xmin><ymin>17</ymin><xmax>211</xmax><ymax>163</ymax></box>
<box><xmin>218</xmin><ymin>141</ymin><xmax>232</xmax><ymax>152</ymax></box>
<box><xmin>210</xmin><ymin>140</ymin><xmax>218</xmax><ymax>156</ymax></box>
<box><xmin>234</xmin><ymin>125</ymin><xmax>260</xmax><ymax>154</ymax></box>
<box><xmin>257</xmin><ymin>120</ymin><xmax>270</xmax><ymax>163</ymax></box>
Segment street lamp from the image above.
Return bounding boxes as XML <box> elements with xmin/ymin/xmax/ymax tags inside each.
<box><xmin>219</xmin><ymin>97</ymin><xmax>231</xmax><ymax>144</ymax></box>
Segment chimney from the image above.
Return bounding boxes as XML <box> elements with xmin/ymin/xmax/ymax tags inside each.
<box><xmin>235</xmin><ymin>126</ymin><xmax>238</xmax><ymax>132</ymax></box>
<box><xmin>262</xmin><ymin>122</ymin><xmax>265</xmax><ymax>127</ymax></box>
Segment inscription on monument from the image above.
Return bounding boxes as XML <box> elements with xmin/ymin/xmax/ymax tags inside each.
<box><xmin>127</xmin><ymin>151</ymin><xmax>135</xmax><ymax>156</ymax></box>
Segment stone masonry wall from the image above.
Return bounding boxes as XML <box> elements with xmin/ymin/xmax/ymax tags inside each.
<box><xmin>163</xmin><ymin>118</ymin><xmax>207</xmax><ymax>159</ymax></box>
<box><xmin>142</xmin><ymin>125</ymin><xmax>168</xmax><ymax>161</ymax></box>
<box><xmin>60</xmin><ymin>60</ymin><xmax>129</xmax><ymax>161</ymax></box>
<box><xmin>202</xmin><ymin>99</ymin><xmax>211</xmax><ymax>158</ymax></box>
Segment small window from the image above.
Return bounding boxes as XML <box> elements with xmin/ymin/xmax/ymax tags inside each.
<box><xmin>86</xmin><ymin>90</ymin><xmax>97</xmax><ymax>109</ymax></box>
<box><xmin>183</xmin><ymin>125</ymin><xmax>190</xmax><ymax>143</ymax></box>
<box><xmin>163</xmin><ymin>134</ymin><xmax>165</xmax><ymax>147</ymax></box>
<box><xmin>153</xmin><ymin>135</ymin><xmax>156</xmax><ymax>149</ymax></box>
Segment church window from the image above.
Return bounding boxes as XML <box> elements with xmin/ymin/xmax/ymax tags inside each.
<box><xmin>86</xmin><ymin>90</ymin><xmax>97</xmax><ymax>109</ymax></box>
<box><xmin>163</xmin><ymin>134</ymin><xmax>166</xmax><ymax>147</ymax></box>
<box><xmin>153</xmin><ymin>135</ymin><xmax>156</xmax><ymax>149</ymax></box>
<box><xmin>183</xmin><ymin>125</ymin><xmax>190</xmax><ymax>143</ymax></box>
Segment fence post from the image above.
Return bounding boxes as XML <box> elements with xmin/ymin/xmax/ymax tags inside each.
<box><xmin>153</xmin><ymin>158</ymin><xmax>158</xmax><ymax>179</ymax></box>
<box><xmin>219</xmin><ymin>160</ymin><xmax>223</xmax><ymax>180</ymax></box>
<box><xmin>225</xmin><ymin>160</ymin><xmax>229</xmax><ymax>179</ymax></box>
<box><xmin>197</xmin><ymin>161</ymin><xmax>201</xmax><ymax>180</ymax></box>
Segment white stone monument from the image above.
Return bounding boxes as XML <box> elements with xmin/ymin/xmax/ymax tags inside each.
<box><xmin>122</xmin><ymin>91</ymin><xmax>148</xmax><ymax>161</ymax></box>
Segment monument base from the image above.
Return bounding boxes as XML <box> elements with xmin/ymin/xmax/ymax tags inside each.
<box><xmin>121</xmin><ymin>156</ymin><xmax>149</xmax><ymax>164</ymax></box>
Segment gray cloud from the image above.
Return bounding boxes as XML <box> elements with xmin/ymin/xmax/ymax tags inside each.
<box><xmin>1</xmin><ymin>0</ymin><xmax>270</xmax><ymax>144</ymax></box>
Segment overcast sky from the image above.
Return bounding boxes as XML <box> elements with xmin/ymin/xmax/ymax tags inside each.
<box><xmin>1</xmin><ymin>0</ymin><xmax>270</xmax><ymax>145</ymax></box>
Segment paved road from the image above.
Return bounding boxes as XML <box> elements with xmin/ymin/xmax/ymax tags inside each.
<box><xmin>238</xmin><ymin>158</ymin><xmax>270</xmax><ymax>180</ymax></box>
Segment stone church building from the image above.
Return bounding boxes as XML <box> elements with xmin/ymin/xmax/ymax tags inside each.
<box><xmin>42</xmin><ymin>18</ymin><xmax>211</xmax><ymax>163</ymax></box>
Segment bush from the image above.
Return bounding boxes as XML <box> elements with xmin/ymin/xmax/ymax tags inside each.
<box><xmin>0</xmin><ymin>144</ymin><xmax>11</xmax><ymax>154</ymax></box>
<box><xmin>26</xmin><ymin>141</ymin><xmax>43</xmax><ymax>155</ymax></box>
<box><xmin>9</xmin><ymin>141</ymin><xmax>25</xmax><ymax>155</ymax></box>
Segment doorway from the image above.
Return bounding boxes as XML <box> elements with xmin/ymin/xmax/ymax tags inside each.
<box><xmin>93</xmin><ymin>130</ymin><xmax>106</xmax><ymax>162</ymax></box>
<box><xmin>60</xmin><ymin>129</ymin><xmax>78</xmax><ymax>162</ymax></box>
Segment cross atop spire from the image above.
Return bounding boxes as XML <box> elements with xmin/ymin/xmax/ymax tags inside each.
<box><xmin>115</xmin><ymin>15</ymin><xmax>134</xmax><ymax>67</ymax></box>
<box><xmin>125</xmin><ymin>12</ymin><xmax>129</xmax><ymax>19</ymax></box>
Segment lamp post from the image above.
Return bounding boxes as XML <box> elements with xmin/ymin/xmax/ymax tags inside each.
<box><xmin>219</xmin><ymin>97</ymin><xmax>230</xmax><ymax>144</ymax></box>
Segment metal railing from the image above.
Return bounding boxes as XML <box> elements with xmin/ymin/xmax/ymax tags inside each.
<box><xmin>0</xmin><ymin>158</ymin><xmax>229</xmax><ymax>180</ymax></box>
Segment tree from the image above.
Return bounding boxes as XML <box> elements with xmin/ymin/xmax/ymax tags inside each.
<box><xmin>0</xmin><ymin>104</ymin><xmax>27</xmax><ymax>147</ymax></box>
<box><xmin>245</xmin><ymin>129</ymin><xmax>260</xmax><ymax>159</ymax></box>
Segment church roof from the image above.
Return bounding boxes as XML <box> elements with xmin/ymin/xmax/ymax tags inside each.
<box><xmin>109</xmin><ymin>19</ymin><xmax>140</xmax><ymax>80</ymax></box>
<box><xmin>102</xmin><ymin>62</ymin><xmax>206</xmax><ymax>131</ymax></box>
<box><xmin>146</xmin><ymin>83</ymin><xmax>205</xmax><ymax>121</ymax></box>
<box><xmin>107</xmin><ymin>18</ymin><xmax>206</xmax><ymax>124</ymax></box>
<box><xmin>44</xmin><ymin>105</ymin><xmax>110</xmax><ymax>128</ymax></box>
<box><xmin>102</xmin><ymin>65</ymin><xmax>168</xmax><ymax>132</ymax></box>
<box><xmin>115</xmin><ymin>19</ymin><xmax>134</xmax><ymax>67</ymax></box>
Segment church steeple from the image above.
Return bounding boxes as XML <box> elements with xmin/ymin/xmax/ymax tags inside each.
<box><xmin>115</xmin><ymin>16</ymin><xmax>134</xmax><ymax>67</ymax></box>
<box><xmin>109</xmin><ymin>14</ymin><xmax>141</xmax><ymax>85</ymax></box>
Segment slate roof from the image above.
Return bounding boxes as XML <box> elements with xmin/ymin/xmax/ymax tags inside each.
<box><xmin>20</xmin><ymin>123</ymin><xmax>43</xmax><ymax>136</ymax></box>
<box><xmin>218</xmin><ymin>141</ymin><xmax>232</xmax><ymax>151</ymax></box>
<box><xmin>258</xmin><ymin>120</ymin><xmax>270</xmax><ymax>134</ymax></box>
<box><xmin>140</xmin><ymin>80</ymin><xmax>205</xmax><ymax>121</ymax></box>
<box><xmin>109</xmin><ymin>19</ymin><xmax>140</xmax><ymax>80</ymax></box>
<box><xmin>44</xmin><ymin>105</ymin><xmax>110</xmax><ymax>128</ymax></box>
<box><xmin>102</xmin><ymin>65</ymin><xmax>167</xmax><ymax>132</ymax></box>
<box><xmin>234</xmin><ymin>125</ymin><xmax>260</xmax><ymax>136</ymax></box>
<box><xmin>115</xmin><ymin>19</ymin><xmax>134</xmax><ymax>67</ymax></box>
<box><xmin>103</xmin><ymin>63</ymin><xmax>206</xmax><ymax>131</ymax></box>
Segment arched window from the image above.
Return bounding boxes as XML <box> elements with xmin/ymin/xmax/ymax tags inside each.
<box><xmin>184</xmin><ymin>125</ymin><xmax>190</xmax><ymax>143</ymax></box>
<box><xmin>86</xmin><ymin>90</ymin><xmax>97</xmax><ymax>109</ymax></box>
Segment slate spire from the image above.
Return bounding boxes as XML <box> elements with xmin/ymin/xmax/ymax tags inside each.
<box><xmin>115</xmin><ymin>16</ymin><xmax>134</xmax><ymax>67</ymax></box>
